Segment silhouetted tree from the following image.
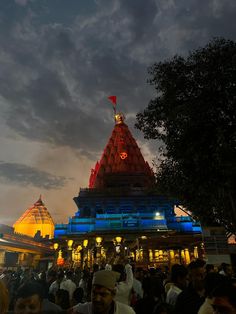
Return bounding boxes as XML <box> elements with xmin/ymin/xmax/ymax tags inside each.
<box><xmin>136</xmin><ymin>38</ymin><xmax>236</xmax><ymax>234</ymax></box>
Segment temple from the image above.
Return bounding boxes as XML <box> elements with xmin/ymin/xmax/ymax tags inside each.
<box><xmin>14</xmin><ymin>195</ymin><xmax>55</xmax><ymax>239</ymax></box>
<box><xmin>54</xmin><ymin>112</ymin><xmax>202</xmax><ymax>267</ymax></box>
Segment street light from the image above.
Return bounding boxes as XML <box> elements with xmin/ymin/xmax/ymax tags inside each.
<box><xmin>83</xmin><ymin>239</ymin><xmax>88</xmax><ymax>248</ymax></box>
<box><xmin>115</xmin><ymin>236</ymin><xmax>122</xmax><ymax>244</ymax></box>
<box><xmin>95</xmin><ymin>237</ymin><xmax>103</xmax><ymax>246</ymax></box>
<box><xmin>53</xmin><ymin>243</ymin><xmax>59</xmax><ymax>250</ymax></box>
<box><xmin>53</xmin><ymin>242</ymin><xmax>59</xmax><ymax>265</ymax></box>
<box><xmin>68</xmin><ymin>239</ymin><xmax>74</xmax><ymax>250</ymax></box>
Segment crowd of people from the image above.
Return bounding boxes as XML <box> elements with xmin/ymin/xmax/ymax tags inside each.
<box><xmin>0</xmin><ymin>259</ymin><xmax>236</xmax><ymax>313</ymax></box>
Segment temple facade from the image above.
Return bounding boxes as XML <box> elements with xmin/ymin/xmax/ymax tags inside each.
<box><xmin>0</xmin><ymin>224</ymin><xmax>53</xmax><ymax>269</ymax></box>
<box><xmin>54</xmin><ymin>113</ymin><xmax>202</xmax><ymax>268</ymax></box>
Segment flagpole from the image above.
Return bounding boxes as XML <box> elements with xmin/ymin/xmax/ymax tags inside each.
<box><xmin>108</xmin><ymin>96</ymin><xmax>117</xmax><ymax>120</ymax></box>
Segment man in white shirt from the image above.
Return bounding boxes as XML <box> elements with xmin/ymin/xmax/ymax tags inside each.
<box><xmin>113</xmin><ymin>263</ymin><xmax>133</xmax><ymax>305</ymax></box>
<box><xmin>132</xmin><ymin>267</ymin><xmax>143</xmax><ymax>300</ymax></box>
<box><xmin>73</xmin><ymin>270</ymin><xmax>135</xmax><ymax>314</ymax></box>
<box><xmin>49</xmin><ymin>271</ymin><xmax>66</xmax><ymax>297</ymax></box>
<box><xmin>60</xmin><ymin>270</ymin><xmax>76</xmax><ymax>302</ymax></box>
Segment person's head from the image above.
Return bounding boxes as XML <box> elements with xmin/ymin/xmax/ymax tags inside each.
<box><xmin>56</xmin><ymin>270</ymin><xmax>65</xmax><ymax>283</ymax></box>
<box><xmin>55</xmin><ymin>289</ymin><xmax>70</xmax><ymax>310</ymax></box>
<box><xmin>188</xmin><ymin>259</ymin><xmax>206</xmax><ymax>291</ymax></box>
<box><xmin>72</xmin><ymin>287</ymin><xmax>84</xmax><ymax>306</ymax></box>
<box><xmin>112</xmin><ymin>264</ymin><xmax>125</xmax><ymax>282</ymax></box>
<box><xmin>206</xmin><ymin>264</ymin><xmax>215</xmax><ymax>274</ymax></box>
<box><xmin>204</xmin><ymin>273</ymin><xmax>229</xmax><ymax>298</ymax></box>
<box><xmin>222</xmin><ymin>263</ymin><xmax>233</xmax><ymax>277</ymax></box>
<box><xmin>46</xmin><ymin>268</ymin><xmax>57</xmax><ymax>284</ymax></box>
<box><xmin>14</xmin><ymin>282</ymin><xmax>43</xmax><ymax>314</ymax></box>
<box><xmin>66</xmin><ymin>270</ymin><xmax>73</xmax><ymax>280</ymax></box>
<box><xmin>135</xmin><ymin>267</ymin><xmax>144</xmax><ymax>280</ymax></box>
<box><xmin>91</xmin><ymin>270</ymin><xmax>118</xmax><ymax>313</ymax></box>
<box><xmin>0</xmin><ymin>280</ymin><xmax>9</xmax><ymax>314</ymax></box>
<box><xmin>170</xmin><ymin>264</ymin><xmax>188</xmax><ymax>289</ymax></box>
<box><xmin>212</xmin><ymin>283</ymin><xmax>236</xmax><ymax>314</ymax></box>
<box><xmin>93</xmin><ymin>264</ymin><xmax>99</xmax><ymax>273</ymax></box>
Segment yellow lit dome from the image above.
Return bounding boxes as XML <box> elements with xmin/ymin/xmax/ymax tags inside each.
<box><xmin>13</xmin><ymin>195</ymin><xmax>55</xmax><ymax>239</ymax></box>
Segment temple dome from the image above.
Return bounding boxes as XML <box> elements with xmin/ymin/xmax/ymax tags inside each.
<box><xmin>89</xmin><ymin>112</ymin><xmax>155</xmax><ymax>189</ymax></box>
<box><xmin>13</xmin><ymin>195</ymin><xmax>55</xmax><ymax>239</ymax></box>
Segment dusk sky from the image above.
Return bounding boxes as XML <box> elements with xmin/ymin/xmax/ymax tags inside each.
<box><xmin>0</xmin><ymin>0</ymin><xmax>235</xmax><ymax>226</ymax></box>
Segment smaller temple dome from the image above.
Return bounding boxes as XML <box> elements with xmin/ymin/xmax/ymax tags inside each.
<box><xmin>13</xmin><ymin>195</ymin><xmax>55</xmax><ymax>239</ymax></box>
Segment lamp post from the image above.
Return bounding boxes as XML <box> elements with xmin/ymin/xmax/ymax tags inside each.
<box><xmin>67</xmin><ymin>240</ymin><xmax>74</xmax><ymax>266</ymax></box>
<box><xmin>115</xmin><ymin>236</ymin><xmax>122</xmax><ymax>255</ymax></box>
<box><xmin>95</xmin><ymin>237</ymin><xmax>103</xmax><ymax>265</ymax></box>
<box><xmin>53</xmin><ymin>242</ymin><xmax>59</xmax><ymax>266</ymax></box>
<box><xmin>82</xmin><ymin>239</ymin><xmax>88</xmax><ymax>269</ymax></box>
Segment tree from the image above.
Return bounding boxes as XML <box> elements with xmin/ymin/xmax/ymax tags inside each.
<box><xmin>135</xmin><ymin>38</ymin><xmax>236</xmax><ymax>234</ymax></box>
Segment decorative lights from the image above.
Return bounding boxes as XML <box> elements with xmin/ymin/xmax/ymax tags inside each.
<box><xmin>95</xmin><ymin>237</ymin><xmax>103</xmax><ymax>246</ymax></box>
<box><xmin>53</xmin><ymin>243</ymin><xmax>59</xmax><ymax>250</ymax></box>
<box><xmin>57</xmin><ymin>250</ymin><xmax>64</xmax><ymax>266</ymax></box>
<box><xmin>83</xmin><ymin>239</ymin><xmax>88</xmax><ymax>248</ymax></box>
<box><xmin>115</xmin><ymin>236</ymin><xmax>122</xmax><ymax>244</ymax></box>
<box><xmin>68</xmin><ymin>239</ymin><xmax>74</xmax><ymax>250</ymax></box>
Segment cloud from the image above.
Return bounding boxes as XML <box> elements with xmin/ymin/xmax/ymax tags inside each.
<box><xmin>0</xmin><ymin>0</ymin><xmax>236</xmax><ymax>157</ymax></box>
<box><xmin>0</xmin><ymin>0</ymin><xmax>236</xmax><ymax>225</ymax></box>
<box><xmin>15</xmin><ymin>0</ymin><xmax>29</xmax><ymax>6</ymax></box>
<box><xmin>0</xmin><ymin>161</ymin><xmax>68</xmax><ymax>189</ymax></box>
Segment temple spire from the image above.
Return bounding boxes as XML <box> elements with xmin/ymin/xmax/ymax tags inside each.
<box><xmin>34</xmin><ymin>194</ymin><xmax>44</xmax><ymax>207</ymax></box>
<box><xmin>89</xmin><ymin>111</ymin><xmax>154</xmax><ymax>189</ymax></box>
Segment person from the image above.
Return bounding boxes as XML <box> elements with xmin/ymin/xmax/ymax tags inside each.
<box><xmin>71</xmin><ymin>287</ymin><xmax>84</xmax><ymax>306</ymax></box>
<box><xmin>13</xmin><ymin>281</ymin><xmax>44</xmax><ymax>314</ymax></box>
<box><xmin>49</xmin><ymin>271</ymin><xmax>66</xmax><ymax>297</ymax></box>
<box><xmin>205</xmin><ymin>264</ymin><xmax>215</xmax><ymax>274</ymax></box>
<box><xmin>198</xmin><ymin>272</ymin><xmax>229</xmax><ymax>314</ymax></box>
<box><xmin>134</xmin><ymin>268</ymin><xmax>165</xmax><ymax>314</ymax></box>
<box><xmin>60</xmin><ymin>270</ymin><xmax>77</xmax><ymax>302</ymax></box>
<box><xmin>166</xmin><ymin>264</ymin><xmax>188</xmax><ymax>307</ymax></box>
<box><xmin>38</xmin><ymin>279</ymin><xmax>62</xmax><ymax>312</ymax></box>
<box><xmin>153</xmin><ymin>302</ymin><xmax>174</xmax><ymax>314</ymax></box>
<box><xmin>131</xmin><ymin>266</ymin><xmax>143</xmax><ymax>304</ymax></box>
<box><xmin>0</xmin><ymin>279</ymin><xmax>9</xmax><ymax>313</ymax></box>
<box><xmin>55</xmin><ymin>289</ymin><xmax>70</xmax><ymax>310</ymax></box>
<box><xmin>113</xmin><ymin>262</ymin><xmax>133</xmax><ymax>305</ymax></box>
<box><xmin>72</xmin><ymin>269</ymin><xmax>135</xmax><ymax>314</ymax></box>
<box><xmin>211</xmin><ymin>283</ymin><xmax>236</xmax><ymax>314</ymax></box>
<box><xmin>175</xmin><ymin>259</ymin><xmax>206</xmax><ymax>314</ymax></box>
<box><xmin>218</xmin><ymin>263</ymin><xmax>233</xmax><ymax>279</ymax></box>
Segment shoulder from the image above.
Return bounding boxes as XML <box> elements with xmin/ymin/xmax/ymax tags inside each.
<box><xmin>73</xmin><ymin>302</ymin><xmax>92</xmax><ymax>314</ymax></box>
<box><xmin>115</xmin><ymin>301</ymin><xmax>135</xmax><ymax>314</ymax></box>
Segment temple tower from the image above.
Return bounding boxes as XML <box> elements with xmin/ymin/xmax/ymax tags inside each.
<box><xmin>54</xmin><ymin>109</ymin><xmax>202</xmax><ymax>267</ymax></box>
<box><xmin>13</xmin><ymin>196</ymin><xmax>55</xmax><ymax>239</ymax></box>
<box><xmin>89</xmin><ymin>113</ymin><xmax>154</xmax><ymax>189</ymax></box>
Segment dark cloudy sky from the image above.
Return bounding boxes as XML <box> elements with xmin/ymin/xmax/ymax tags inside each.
<box><xmin>0</xmin><ymin>0</ymin><xmax>235</xmax><ymax>226</ymax></box>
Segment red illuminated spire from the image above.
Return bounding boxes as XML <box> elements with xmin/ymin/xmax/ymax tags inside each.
<box><xmin>89</xmin><ymin>112</ymin><xmax>155</xmax><ymax>189</ymax></box>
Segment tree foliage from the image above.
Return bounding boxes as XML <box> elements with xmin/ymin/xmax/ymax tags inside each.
<box><xmin>136</xmin><ymin>38</ymin><xmax>236</xmax><ymax>234</ymax></box>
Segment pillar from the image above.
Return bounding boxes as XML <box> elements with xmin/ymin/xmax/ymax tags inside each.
<box><xmin>0</xmin><ymin>250</ymin><xmax>5</xmax><ymax>268</ymax></box>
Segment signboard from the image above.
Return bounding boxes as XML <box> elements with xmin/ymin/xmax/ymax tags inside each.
<box><xmin>123</xmin><ymin>216</ymin><xmax>139</xmax><ymax>228</ymax></box>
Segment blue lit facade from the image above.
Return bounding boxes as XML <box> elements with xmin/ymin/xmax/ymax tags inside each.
<box><xmin>54</xmin><ymin>189</ymin><xmax>201</xmax><ymax>238</ymax></box>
